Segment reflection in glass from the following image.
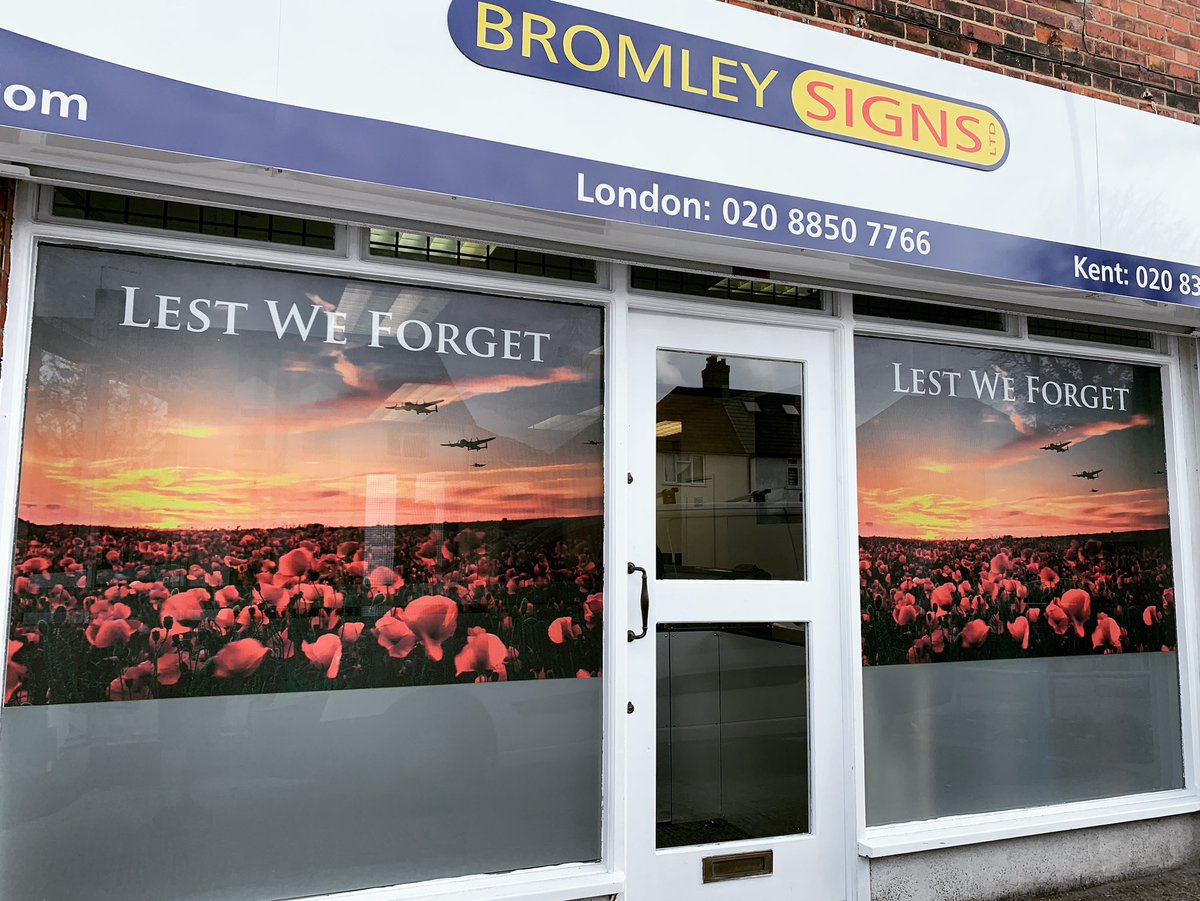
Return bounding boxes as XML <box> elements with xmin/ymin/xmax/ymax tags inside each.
<box><xmin>656</xmin><ymin>623</ymin><xmax>809</xmax><ymax>848</ymax></box>
<box><xmin>3</xmin><ymin>246</ymin><xmax>605</xmax><ymax>898</ymax></box>
<box><xmin>655</xmin><ymin>351</ymin><xmax>806</xmax><ymax>581</ymax></box>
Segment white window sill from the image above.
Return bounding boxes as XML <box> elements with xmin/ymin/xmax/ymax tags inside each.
<box><xmin>859</xmin><ymin>789</ymin><xmax>1200</xmax><ymax>857</ymax></box>
<box><xmin>303</xmin><ymin>863</ymin><xmax>621</xmax><ymax>901</ymax></box>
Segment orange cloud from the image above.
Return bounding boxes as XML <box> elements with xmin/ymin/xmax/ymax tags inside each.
<box><xmin>453</xmin><ymin>368</ymin><xmax>587</xmax><ymax>401</ymax></box>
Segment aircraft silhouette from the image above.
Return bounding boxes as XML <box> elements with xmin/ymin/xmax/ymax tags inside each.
<box><xmin>386</xmin><ymin>399</ymin><xmax>444</xmax><ymax>415</ymax></box>
<box><xmin>471</xmin><ymin>462</ymin><xmax>487</xmax><ymax>468</ymax></box>
<box><xmin>1072</xmin><ymin>469</ymin><xmax>1102</xmax><ymax>480</ymax></box>
<box><xmin>441</xmin><ymin>437</ymin><xmax>496</xmax><ymax>451</ymax></box>
<box><xmin>584</xmin><ymin>439</ymin><xmax>602</xmax><ymax>446</ymax></box>
<box><xmin>1040</xmin><ymin>440</ymin><xmax>1073</xmax><ymax>453</ymax></box>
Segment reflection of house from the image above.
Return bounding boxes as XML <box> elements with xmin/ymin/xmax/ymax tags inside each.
<box><xmin>655</xmin><ymin>356</ymin><xmax>805</xmax><ymax>580</ymax></box>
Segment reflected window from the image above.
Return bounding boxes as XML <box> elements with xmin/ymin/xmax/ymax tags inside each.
<box><xmin>655</xmin><ymin>351</ymin><xmax>806</xmax><ymax>581</ymax></box>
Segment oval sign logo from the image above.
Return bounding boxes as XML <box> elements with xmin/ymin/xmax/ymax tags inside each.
<box><xmin>792</xmin><ymin>70</ymin><xmax>1006</xmax><ymax>166</ymax></box>
<box><xmin>449</xmin><ymin>0</ymin><xmax>1010</xmax><ymax>171</ymax></box>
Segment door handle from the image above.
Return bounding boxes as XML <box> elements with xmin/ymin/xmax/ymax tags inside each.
<box><xmin>627</xmin><ymin>562</ymin><xmax>650</xmax><ymax>642</ymax></box>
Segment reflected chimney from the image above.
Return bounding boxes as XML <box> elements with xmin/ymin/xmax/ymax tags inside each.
<box><xmin>701</xmin><ymin>355</ymin><xmax>730</xmax><ymax>393</ymax></box>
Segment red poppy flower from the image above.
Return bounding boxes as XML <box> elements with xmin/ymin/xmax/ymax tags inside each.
<box><xmin>214</xmin><ymin>586</ymin><xmax>240</xmax><ymax>608</ymax></box>
<box><xmin>6</xmin><ymin>641</ymin><xmax>26</xmax><ymax>704</ymax></box>
<box><xmin>454</xmin><ymin>627</ymin><xmax>507</xmax><ymax>681</ymax></box>
<box><xmin>892</xmin><ymin>605</ymin><xmax>919</xmax><ymax>626</ymax></box>
<box><xmin>1045</xmin><ymin>603</ymin><xmax>1069</xmax><ymax>635</ymax></box>
<box><xmin>1057</xmin><ymin>588</ymin><xmax>1092</xmax><ymax>638</ymax></box>
<box><xmin>1039</xmin><ymin>567</ymin><xmax>1060</xmax><ymax>590</ymax></box>
<box><xmin>302</xmin><ymin>633</ymin><xmax>342</xmax><ymax>679</ymax></box>
<box><xmin>366</xmin><ymin>566</ymin><xmax>403</xmax><ymax>598</ymax></box>
<box><xmin>338</xmin><ymin>622</ymin><xmax>364</xmax><ymax>643</ymax></box>
<box><xmin>584</xmin><ymin>592</ymin><xmax>604</xmax><ymax>627</ymax></box>
<box><xmin>930</xmin><ymin>584</ymin><xmax>956</xmax><ymax>611</ymax></box>
<box><xmin>155</xmin><ymin>651</ymin><xmax>189</xmax><ymax>687</ymax></box>
<box><xmin>1007</xmin><ymin>616</ymin><xmax>1030</xmax><ymax>650</ymax></box>
<box><xmin>960</xmin><ymin>619</ymin><xmax>989</xmax><ymax>649</ymax></box>
<box><xmin>108</xmin><ymin>662</ymin><xmax>154</xmax><ymax>702</ymax></box>
<box><xmin>277</xmin><ymin>548</ymin><xmax>314</xmax><ymax>578</ymax></box>
<box><xmin>161</xmin><ymin>590</ymin><xmax>205</xmax><ymax>627</ymax></box>
<box><xmin>374</xmin><ymin>610</ymin><xmax>417</xmax><ymax>659</ymax></box>
<box><xmin>549</xmin><ymin>616</ymin><xmax>583</xmax><ymax>643</ymax></box>
<box><xmin>18</xmin><ymin>557</ymin><xmax>50</xmax><ymax>576</ymax></box>
<box><xmin>402</xmin><ymin>596</ymin><xmax>459</xmax><ymax>661</ymax></box>
<box><xmin>212</xmin><ymin>608</ymin><xmax>236</xmax><ymax>634</ymax></box>
<box><xmin>86</xmin><ymin>618</ymin><xmax>138</xmax><ymax>648</ymax></box>
<box><xmin>212</xmin><ymin>639</ymin><xmax>269</xmax><ymax>679</ymax></box>
<box><xmin>1091</xmin><ymin>613</ymin><xmax>1122</xmax><ymax>652</ymax></box>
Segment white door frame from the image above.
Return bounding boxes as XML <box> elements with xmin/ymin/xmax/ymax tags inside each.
<box><xmin>622</xmin><ymin>305</ymin><xmax>855</xmax><ymax>901</ymax></box>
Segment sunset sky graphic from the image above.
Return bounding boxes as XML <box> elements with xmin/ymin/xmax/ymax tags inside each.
<box><xmin>855</xmin><ymin>336</ymin><xmax>1170</xmax><ymax>540</ymax></box>
<box><xmin>18</xmin><ymin>248</ymin><xmax>605</xmax><ymax>531</ymax></box>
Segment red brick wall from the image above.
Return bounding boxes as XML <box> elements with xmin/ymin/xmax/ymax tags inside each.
<box><xmin>725</xmin><ymin>0</ymin><xmax>1200</xmax><ymax>120</ymax></box>
<box><xmin>0</xmin><ymin>178</ymin><xmax>13</xmax><ymax>368</ymax></box>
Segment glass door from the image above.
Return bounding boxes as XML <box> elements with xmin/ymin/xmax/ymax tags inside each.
<box><xmin>624</xmin><ymin>310</ymin><xmax>848</xmax><ymax>901</ymax></box>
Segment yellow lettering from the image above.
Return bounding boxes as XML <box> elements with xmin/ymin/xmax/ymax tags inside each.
<box><xmin>711</xmin><ymin>56</ymin><xmax>738</xmax><ymax>102</ymax></box>
<box><xmin>522</xmin><ymin>12</ymin><xmax>557</xmax><ymax>61</ymax></box>
<box><xmin>476</xmin><ymin>2</ymin><xmax>513</xmax><ymax>51</ymax></box>
<box><xmin>617</xmin><ymin>35</ymin><xmax>671</xmax><ymax>87</ymax></box>
<box><xmin>680</xmin><ymin>49</ymin><xmax>707</xmax><ymax>95</ymax></box>
<box><xmin>741</xmin><ymin>63</ymin><xmax>778</xmax><ymax>108</ymax></box>
<box><xmin>563</xmin><ymin>24</ymin><xmax>610</xmax><ymax>72</ymax></box>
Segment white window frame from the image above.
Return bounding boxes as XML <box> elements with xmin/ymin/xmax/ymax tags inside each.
<box><xmin>846</xmin><ymin>302</ymin><xmax>1200</xmax><ymax>863</ymax></box>
<box><xmin>0</xmin><ymin>175</ymin><xmax>1197</xmax><ymax>901</ymax></box>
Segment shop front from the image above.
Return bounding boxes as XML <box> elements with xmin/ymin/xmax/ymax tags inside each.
<box><xmin>0</xmin><ymin>3</ymin><xmax>1198</xmax><ymax>901</ymax></box>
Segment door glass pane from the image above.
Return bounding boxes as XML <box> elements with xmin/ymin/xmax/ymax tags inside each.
<box><xmin>656</xmin><ymin>623</ymin><xmax>809</xmax><ymax>848</ymax></box>
<box><xmin>656</xmin><ymin>351</ymin><xmax>806</xmax><ymax>580</ymax></box>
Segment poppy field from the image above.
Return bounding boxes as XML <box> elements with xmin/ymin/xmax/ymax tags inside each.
<box><xmin>7</xmin><ymin>516</ymin><xmax>603</xmax><ymax>705</ymax></box>
<box><xmin>859</xmin><ymin>529</ymin><xmax>1175</xmax><ymax>665</ymax></box>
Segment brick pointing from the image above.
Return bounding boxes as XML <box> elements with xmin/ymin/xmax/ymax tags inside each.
<box><xmin>723</xmin><ymin>0</ymin><xmax>1200</xmax><ymax>120</ymax></box>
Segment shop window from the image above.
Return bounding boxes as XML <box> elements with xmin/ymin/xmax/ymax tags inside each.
<box><xmin>2</xmin><ymin>246</ymin><xmax>605</xmax><ymax>899</ymax></box>
<box><xmin>854</xmin><ymin>334</ymin><xmax>1182</xmax><ymax>825</ymax></box>
<box><xmin>368</xmin><ymin>228</ymin><xmax>596</xmax><ymax>282</ymax></box>
<box><xmin>853</xmin><ymin>294</ymin><xmax>1006</xmax><ymax>330</ymax></box>
<box><xmin>1028</xmin><ymin>317</ymin><xmax>1156</xmax><ymax>349</ymax></box>
<box><xmin>50</xmin><ymin>187</ymin><xmax>338</xmax><ymax>249</ymax></box>
<box><xmin>631</xmin><ymin>266</ymin><xmax>822</xmax><ymax>309</ymax></box>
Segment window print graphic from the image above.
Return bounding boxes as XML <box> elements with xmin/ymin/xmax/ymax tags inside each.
<box><xmin>855</xmin><ymin>336</ymin><xmax>1175</xmax><ymax>665</ymax></box>
<box><xmin>7</xmin><ymin>248</ymin><xmax>605</xmax><ymax>705</ymax></box>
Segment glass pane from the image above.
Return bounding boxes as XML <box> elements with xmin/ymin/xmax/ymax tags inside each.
<box><xmin>655</xmin><ymin>351</ymin><xmax>806</xmax><ymax>580</ymax></box>
<box><xmin>4</xmin><ymin>246</ymin><xmax>606</xmax><ymax>899</ymax></box>
<box><xmin>656</xmin><ymin>622</ymin><xmax>809</xmax><ymax>848</ymax></box>
<box><xmin>854</xmin><ymin>335</ymin><xmax>1183</xmax><ymax>822</ymax></box>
